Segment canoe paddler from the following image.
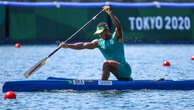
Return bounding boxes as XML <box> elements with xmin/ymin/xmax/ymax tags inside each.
<box><xmin>59</xmin><ymin>5</ymin><xmax>132</xmax><ymax>81</ymax></box>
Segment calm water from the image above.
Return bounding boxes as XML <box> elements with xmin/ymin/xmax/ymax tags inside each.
<box><xmin>0</xmin><ymin>44</ymin><xmax>194</xmax><ymax>110</ymax></box>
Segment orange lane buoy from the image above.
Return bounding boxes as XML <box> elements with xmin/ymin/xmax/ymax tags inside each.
<box><xmin>4</xmin><ymin>91</ymin><xmax>16</xmax><ymax>100</ymax></box>
<box><xmin>163</xmin><ymin>60</ymin><xmax>170</xmax><ymax>66</ymax></box>
<box><xmin>191</xmin><ymin>56</ymin><xmax>194</xmax><ymax>60</ymax></box>
<box><xmin>14</xmin><ymin>43</ymin><xmax>21</xmax><ymax>48</ymax></box>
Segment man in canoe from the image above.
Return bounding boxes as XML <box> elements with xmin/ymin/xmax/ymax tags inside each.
<box><xmin>59</xmin><ymin>6</ymin><xmax>132</xmax><ymax>81</ymax></box>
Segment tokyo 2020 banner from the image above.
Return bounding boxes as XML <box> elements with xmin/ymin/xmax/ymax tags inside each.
<box><xmin>112</xmin><ymin>8</ymin><xmax>193</xmax><ymax>42</ymax></box>
<box><xmin>0</xmin><ymin>2</ymin><xmax>194</xmax><ymax>43</ymax></box>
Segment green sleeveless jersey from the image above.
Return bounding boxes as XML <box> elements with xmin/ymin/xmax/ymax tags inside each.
<box><xmin>97</xmin><ymin>34</ymin><xmax>126</xmax><ymax>64</ymax></box>
<box><xmin>97</xmin><ymin>34</ymin><xmax>132</xmax><ymax>80</ymax></box>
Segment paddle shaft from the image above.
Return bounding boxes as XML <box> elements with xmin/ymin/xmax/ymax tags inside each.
<box><xmin>24</xmin><ymin>9</ymin><xmax>104</xmax><ymax>78</ymax></box>
<box><xmin>48</xmin><ymin>9</ymin><xmax>104</xmax><ymax>58</ymax></box>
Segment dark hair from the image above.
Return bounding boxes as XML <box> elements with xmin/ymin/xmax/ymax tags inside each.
<box><xmin>97</xmin><ymin>22</ymin><xmax>108</xmax><ymax>27</ymax></box>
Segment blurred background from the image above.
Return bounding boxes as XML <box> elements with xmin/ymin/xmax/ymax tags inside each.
<box><xmin>2</xmin><ymin>0</ymin><xmax>194</xmax><ymax>2</ymax></box>
<box><xmin>0</xmin><ymin>0</ymin><xmax>194</xmax><ymax>44</ymax></box>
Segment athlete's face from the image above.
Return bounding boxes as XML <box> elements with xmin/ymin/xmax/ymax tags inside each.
<box><xmin>99</xmin><ymin>30</ymin><xmax>110</xmax><ymax>40</ymax></box>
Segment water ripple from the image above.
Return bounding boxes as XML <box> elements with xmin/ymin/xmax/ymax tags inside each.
<box><xmin>0</xmin><ymin>44</ymin><xmax>194</xmax><ymax>110</ymax></box>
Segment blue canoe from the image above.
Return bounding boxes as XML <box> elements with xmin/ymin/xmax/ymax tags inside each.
<box><xmin>3</xmin><ymin>77</ymin><xmax>194</xmax><ymax>92</ymax></box>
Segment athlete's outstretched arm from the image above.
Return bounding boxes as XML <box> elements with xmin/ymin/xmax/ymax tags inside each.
<box><xmin>59</xmin><ymin>39</ymin><xmax>98</xmax><ymax>50</ymax></box>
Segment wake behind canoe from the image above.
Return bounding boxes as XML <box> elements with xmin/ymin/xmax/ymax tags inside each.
<box><xmin>3</xmin><ymin>77</ymin><xmax>194</xmax><ymax>92</ymax></box>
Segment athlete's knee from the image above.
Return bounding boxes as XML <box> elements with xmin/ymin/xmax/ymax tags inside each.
<box><xmin>102</xmin><ymin>61</ymin><xmax>111</xmax><ymax>70</ymax></box>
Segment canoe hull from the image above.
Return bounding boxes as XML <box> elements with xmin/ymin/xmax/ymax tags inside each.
<box><xmin>3</xmin><ymin>77</ymin><xmax>194</xmax><ymax>92</ymax></box>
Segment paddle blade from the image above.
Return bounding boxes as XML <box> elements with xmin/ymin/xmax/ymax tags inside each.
<box><xmin>24</xmin><ymin>57</ymin><xmax>48</xmax><ymax>78</ymax></box>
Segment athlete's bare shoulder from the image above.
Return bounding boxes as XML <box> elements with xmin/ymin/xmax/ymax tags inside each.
<box><xmin>84</xmin><ymin>39</ymin><xmax>98</xmax><ymax>49</ymax></box>
<box><xmin>91</xmin><ymin>39</ymin><xmax>99</xmax><ymax>45</ymax></box>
